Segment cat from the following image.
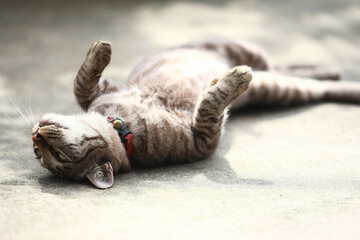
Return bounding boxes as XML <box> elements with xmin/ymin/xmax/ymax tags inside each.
<box><xmin>32</xmin><ymin>40</ymin><xmax>360</xmax><ymax>189</ymax></box>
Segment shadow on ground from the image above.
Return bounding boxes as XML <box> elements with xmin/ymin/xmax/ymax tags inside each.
<box><xmin>35</xmin><ymin>104</ymin><xmax>326</xmax><ymax>196</ymax></box>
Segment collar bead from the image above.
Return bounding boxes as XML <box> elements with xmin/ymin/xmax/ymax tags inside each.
<box><xmin>107</xmin><ymin>116</ymin><xmax>133</xmax><ymax>159</ymax></box>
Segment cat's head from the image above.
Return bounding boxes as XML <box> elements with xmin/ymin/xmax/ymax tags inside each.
<box><xmin>32</xmin><ymin>112</ymin><xmax>129</xmax><ymax>189</ymax></box>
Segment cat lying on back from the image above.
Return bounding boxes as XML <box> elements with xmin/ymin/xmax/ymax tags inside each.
<box><xmin>32</xmin><ymin>40</ymin><xmax>360</xmax><ymax>189</ymax></box>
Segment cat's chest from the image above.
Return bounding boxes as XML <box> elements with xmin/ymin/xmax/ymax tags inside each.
<box><xmin>90</xmin><ymin>85</ymin><xmax>199</xmax><ymax>116</ymax></box>
<box><xmin>90</xmin><ymin>93</ymin><xmax>194</xmax><ymax>164</ymax></box>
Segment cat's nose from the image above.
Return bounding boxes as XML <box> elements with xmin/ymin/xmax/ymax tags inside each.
<box><xmin>32</xmin><ymin>133</ymin><xmax>42</xmax><ymax>142</ymax></box>
<box><xmin>32</xmin><ymin>127</ymin><xmax>43</xmax><ymax>142</ymax></box>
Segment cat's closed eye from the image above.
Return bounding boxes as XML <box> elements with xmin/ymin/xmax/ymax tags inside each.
<box><xmin>56</xmin><ymin>152</ymin><xmax>70</xmax><ymax>163</ymax></box>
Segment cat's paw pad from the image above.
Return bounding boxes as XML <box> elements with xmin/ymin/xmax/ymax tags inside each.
<box><xmin>85</xmin><ymin>40</ymin><xmax>112</xmax><ymax>72</ymax></box>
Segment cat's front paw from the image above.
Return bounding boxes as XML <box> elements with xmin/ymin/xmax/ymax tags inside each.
<box><xmin>221</xmin><ymin>66</ymin><xmax>253</xmax><ymax>94</ymax></box>
<box><xmin>85</xmin><ymin>40</ymin><xmax>112</xmax><ymax>73</ymax></box>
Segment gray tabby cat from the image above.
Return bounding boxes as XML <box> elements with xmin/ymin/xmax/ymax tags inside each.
<box><xmin>32</xmin><ymin>40</ymin><xmax>360</xmax><ymax>189</ymax></box>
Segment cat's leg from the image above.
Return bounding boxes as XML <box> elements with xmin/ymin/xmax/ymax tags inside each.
<box><xmin>182</xmin><ymin>40</ymin><xmax>343</xmax><ymax>81</ymax></box>
<box><xmin>274</xmin><ymin>64</ymin><xmax>342</xmax><ymax>81</ymax></box>
<box><xmin>74</xmin><ymin>41</ymin><xmax>118</xmax><ymax>111</ymax></box>
<box><xmin>231</xmin><ymin>71</ymin><xmax>360</xmax><ymax>109</ymax></box>
<box><xmin>182</xmin><ymin>40</ymin><xmax>273</xmax><ymax>71</ymax></box>
<box><xmin>191</xmin><ymin>66</ymin><xmax>252</xmax><ymax>157</ymax></box>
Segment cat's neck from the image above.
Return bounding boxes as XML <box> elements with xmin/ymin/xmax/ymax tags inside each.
<box><xmin>78</xmin><ymin>112</ymin><xmax>132</xmax><ymax>172</ymax></box>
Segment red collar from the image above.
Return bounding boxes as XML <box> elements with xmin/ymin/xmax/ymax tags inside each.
<box><xmin>107</xmin><ymin>117</ymin><xmax>133</xmax><ymax>159</ymax></box>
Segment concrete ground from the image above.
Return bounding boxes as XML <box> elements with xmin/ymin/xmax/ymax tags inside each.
<box><xmin>1</xmin><ymin>0</ymin><xmax>360</xmax><ymax>239</ymax></box>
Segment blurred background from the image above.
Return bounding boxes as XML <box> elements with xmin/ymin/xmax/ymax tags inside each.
<box><xmin>1</xmin><ymin>0</ymin><xmax>360</xmax><ymax>239</ymax></box>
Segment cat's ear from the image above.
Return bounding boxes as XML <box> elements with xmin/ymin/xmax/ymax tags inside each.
<box><xmin>86</xmin><ymin>162</ymin><xmax>114</xmax><ymax>189</ymax></box>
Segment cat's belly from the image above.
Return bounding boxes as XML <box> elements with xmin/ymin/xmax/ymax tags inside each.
<box><xmin>127</xmin><ymin>48</ymin><xmax>230</xmax><ymax>91</ymax></box>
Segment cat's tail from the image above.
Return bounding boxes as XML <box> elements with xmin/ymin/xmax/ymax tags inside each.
<box><xmin>322</xmin><ymin>81</ymin><xmax>360</xmax><ymax>103</ymax></box>
<box><xmin>274</xmin><ymin>64</ymin><xmax>343</xmax><ymax>81</ymax></box>
<box><xmin>231</xmin><ymin>71</ymin><xmax>360</xmax><ymax>108</ymax></box>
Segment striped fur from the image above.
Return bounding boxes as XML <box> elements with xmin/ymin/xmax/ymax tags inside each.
<box><xmin>32</xmin><ymin>40</ymin><xmax>360</xmax><ymax>188</ymax></box>
<box><xmin>192</xmin><ymin>66</ymin><xmax>252</xmax><ymax>157</ymax></box>
<box><xmin>74</xmin><ymin>41</ymin><xmax>118</xmax><ymax>110</ymax></box>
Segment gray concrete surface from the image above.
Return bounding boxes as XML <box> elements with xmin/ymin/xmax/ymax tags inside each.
<box><xmin>1</xmin><ymin>0</ymin><xmax>360</xmax><ymax>239</ymax></box>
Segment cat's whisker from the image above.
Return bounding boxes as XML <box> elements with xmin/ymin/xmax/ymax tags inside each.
<box><xmin>2</xmin><ymin>109</ymin><xmax>32</xmax><ymax>134</ymax></box>
<box><xmin>9</xmin><ymin>92</ymin><xmax>33</xmax><ymax>127</ymax></box>
<box><xmin>1</xmin><ymin>109</ymin><xmax>15</xmax><ymax>121</ymax></box>
<box><xmin>23</xmin><ymin>94</ymin><xmax>36</xmax><ymax>125</ymax></box>
<box><xmin>20</xmin><ymin>95</ymin><xmax>35</xmax><ymax>125</ymax></box>
<box><xmin>21</xmin><ymin>127</ymin><xmax>32</xmax><ymax>134</ymax></box>
<box><xmin>28</xmin><ymin>94</ymin><xmax>36</xmax><ymax>125</ymax></box>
